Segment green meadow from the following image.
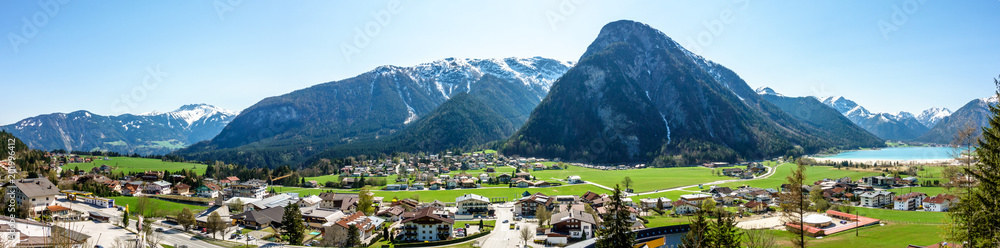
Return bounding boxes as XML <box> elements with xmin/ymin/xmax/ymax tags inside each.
<box><xmin>68</xmin><ymin>156</ymin><xmax>207</xmax><ymax>175</ymax></box>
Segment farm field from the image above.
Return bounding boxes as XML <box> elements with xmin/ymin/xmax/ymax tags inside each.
<box><xmin>529</xmin><ymin>163</ymin><xmax>731</xmax><ymax>193</ymax></box>
<box><xmin>68</xmin><ymin>156</ymin><xmax>207</xmax><ymax>175</ymax></box>
<box><xmin>110</xmin><ymin>196</ymin><xmax>208</xmax><ymax>217</ymax></box>
<box><xmin>268</xmin><ymin>184</ymin><xmax>609</xmax><ymax>202</ymax></box>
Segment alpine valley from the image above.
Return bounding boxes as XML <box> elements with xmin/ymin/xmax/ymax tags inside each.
<box><xmin>13</xmin><ymin>20</ymin><xmax>990</xmax><ymax>169</ymax></box>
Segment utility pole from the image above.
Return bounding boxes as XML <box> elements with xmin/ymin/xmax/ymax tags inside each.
<box><xmin>856</xmin><ymin>208</ymin><xmax>859</xmax><ymax>237</ymax></box>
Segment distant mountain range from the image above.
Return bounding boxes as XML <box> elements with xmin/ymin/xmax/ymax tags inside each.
<box><xmin>2</xmin><ymin>104</ymin><xmax>236</xmax><ymax>155</ymax></box>
<box><xmin>174</xmin><ymin>57</ymin><xmax>572</xmax><ymax>168</ymax></box>
<box><xmin>916</xmin><ymin>97</ymin><xmax>996</xmax><ymax>144</ymax></box>
<box><xmin>502</xmin><ymin>20</ymin><xmax>884</xmax><ymax>165</ymax></box>
<box><xmin>819</xmin><ymin>96</ymin><xmax>929</xmax><ymax>140</ymax></box>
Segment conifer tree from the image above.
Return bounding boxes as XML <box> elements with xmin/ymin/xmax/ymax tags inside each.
<box><xmin>948</xmin><ymin>76</ymin><xmax>1000</xmax><ymax>247</ymax></box>
<box><xmin>595</xmin><ymin>185</ymin><xmax>635</xmax><ymax>248</ymax></box>
<box><xmin>282</xmin><ymin>203</ymin><xmax>305</xmax><ymax>244</ymax></box>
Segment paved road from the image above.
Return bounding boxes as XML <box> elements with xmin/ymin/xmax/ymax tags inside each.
<box><xmin>55</xmin><ymin>197</ymin><xmax>224</xmax><ymax>248</ymax></box>
<box><xmin>476</xmin><ymin>202</ymin><xmax>542</xmax><ymax>248</ymax></box>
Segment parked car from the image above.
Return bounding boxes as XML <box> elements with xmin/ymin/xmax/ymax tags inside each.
<box><xmin>155</xmin><ymin>228</ymin><xmax>164</xmax><ymax>232</ymax></box>
<box><xmin>503</xmin><ymin>220</ymin><xmax>509</xmax><ymax>223</ymax></box>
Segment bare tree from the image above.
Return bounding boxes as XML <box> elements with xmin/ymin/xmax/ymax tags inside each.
<box><xmin>519</xmin><ymin>226</ymin><xmax>532</xmax><ymax>246</ymax></box>
<box><xmin>621</xmin><ymin>177</ymin><xmax>633</xmax><ymax>192</ymax></box>
<box><xmin>743</xmin><ymin>226</ymin><xmax>778</xmax><ymax>248</ymax></box>
<box><xmin>951</xmin><ymin>123</ymin><xmax>981</xmax><ymax>167</ymax></box>
<box><xmin>779</xmin><ymin>163</ymin><xmax>808</xmax><ymax>248</ymax></box>
<box><xmin>110</xmin><ymin>236</ymin><xmax>140</xmax><ymax>248</ymax></box>
<box><xmin>145</xmin><ymin>232</ymin><xmax>165</xmax><ymax>248</ymax></box>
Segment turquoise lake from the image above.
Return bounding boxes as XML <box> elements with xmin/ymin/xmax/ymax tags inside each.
<box><xmin>817</xmin><ymin>147</ymin><xmax>956</xmax><ymax>160</ymax></box>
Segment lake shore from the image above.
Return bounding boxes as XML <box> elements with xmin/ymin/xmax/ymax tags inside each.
<box><xmin>807</xmin><ymin>156</ymin><xmax>956</xmax><ymax>165</ymax></box>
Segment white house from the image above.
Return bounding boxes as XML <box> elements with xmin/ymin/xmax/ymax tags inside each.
<box><xmin>860</xmin><ymin>191</ymin><xmax>895</xmax><ymax>207</ymax></box>
<box><xmin>639</xmin><ymin>197</ymin><xmax>671</xmax><ymax>209</ymax></box>
<box><xmin>567</xmin><ymin>175</ymin><xmax>583</xmax><ymax>184</ymax></box>
<box><xmin>679</xmin><ymin>193</ymin><xmax>713</xmax><ymax>205</ymax></box>
<box><xmin>400</xmin><ymin>207</ymin><xmax>454</xmax><ymax>242</ymax></box>
<box><xmin>455</xmin><ymin>194</ymin><xmax>490</xmax><ymax>215</ymax></box>
<box><xmin>922</xmin><ymin>194</ymin><xmax>958</xmax><ymax>212</ymax></box>
<box><xmin>4</xmin><ymin>178</ymin><xmax>61</xmax><ymax>214</ymax></box>
<box><xmin>892</xmin><ymin>192</ymin><xmax>927</xmax><ymax>211</ymax></box>
<box><xmin>672</xmin><ymin>200</ymin><xmax>700</xmax><ymax>215</ymax></box>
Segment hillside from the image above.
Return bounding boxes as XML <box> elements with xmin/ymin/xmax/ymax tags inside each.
<box><xmin>503</xmin><ymin>20</ymin><xmax>883</xmax><ymax>165</ymax></box>
<box><xmin>756</xmin><ymin>88</ymin><xmax>883</xmax><ymax>147</ymax></box>
<box><xmin>175</xmin><ymin>57</ymin><xmax>571</xmax><ymax>168</ymax></box>
<box><xmin>311</xmin><ymin>91</ymin><xmax>517</xmax><ymax>158</ymax></box>
<box><xmin>2</xmin><ymin>104</ymin><xmax>236</xmax><ymax>155</ymax></box>
<box><xmin>916</xmin><ymin>97</ymin><xmax>996</xmax><ymax>144</ymax></box>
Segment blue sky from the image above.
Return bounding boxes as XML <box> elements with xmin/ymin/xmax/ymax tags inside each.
<box><xmin>1</xmin><ymin>1</ymin><xmax>998</xmax><ymax>125</ymax></box>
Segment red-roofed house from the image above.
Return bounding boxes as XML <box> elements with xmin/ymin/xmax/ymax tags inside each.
<box><xmin>922</xmin><ymin>194</ymin><xmax>958</xmax><ymax>212</ymax></box>
<box><xmin>322</xmin><ymin>212</ymin><xmax>373</xmax><ymax>246</ymax></box>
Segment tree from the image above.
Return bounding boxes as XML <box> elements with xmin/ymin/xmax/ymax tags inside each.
<box><xmin>142</xmin><ymin>219</ymin><xmax>153</xmax><ymax>237</ymax></box>
<box><xmin>681</xmin><ymin>210</ymin><xmax>712</xmax><ymax>248</ymax></box>
<box><xmin>656</xmin><ymin>198</ymin><xmax>665</xmax><ymax>212</ymax></box>
<box><xmin>743</xmin><ymin>227</ymin><xmax>778</xmax><ymax>248</ymax></box>
<box><xmin>358</xmin><ymin>186</ymin><xmax>375</xmax><ymax>215</ymax></box>
<box><xmin>701</xmin><ymin>198</ymin><xmax>717</xmax><ymax>213</ymax></box>
<box><xmin>121</xmin><ymin>210</ymin><xmax>130</xmax><ymax>228</ymax></box>
<box><xmin>622</xmin><ymin>177</ymin><xmax>633</xmax><ymax>192</ymax></box>
<box><xmin>779</xmin><ymin>163</ymin><xmax>808</xmax><ymax>248</ymax></box>
<box><xmin>206</xmin><ymin>211</ymin><xmax>225</xmax><ymax>239</ymax></box>
<box><xmin>595</xmin><ymin>185</ymin><xmax>635</xmax><ymax>248</ymax></box>
<box><xmin>228</xmin><ymin>198</ymin><xmax>244</xmax><ymax>214</ymax></box>
<box><xmin>711</xmin><ymin>211</ymin><xmax>742</xmax><ymax>248</ymax></box>
<box><xmin>282</xmin><ymin>203</ymin><xmax>305</xmax><ymax>245</ymax></box>
<box><xmin>177</xmin><ymin>207</ymin><xmax>195</xmax><ymax>231</ymax></box>
<box><xmin>145</xmin><ymin>232</ymin><xmax>164</xmax><ymax>248</ymax></box>
<box><xmin>535</xmin><ymin>207</ymin><xmax>550</xmax><ymax>227</ymax></box>
<box><xmin>948</xmin><ymin>77</ymin><xmax>1000</xmax><ymax>247</ymax></box>
<box><xmin>345</xmin><ymin>225</ymin><xmax>361</xmax><ymax>247</ymax></box>
<box><xmin>519</xmin><ymin>226</ymin><xmax>532</xmax><ymax>246</ymax></box>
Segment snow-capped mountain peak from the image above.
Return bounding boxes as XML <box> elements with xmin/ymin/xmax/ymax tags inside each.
<box><xmin>917</xmin><ymin>107</ymin><xmax>952</xmax><ymax>128</ymax></box>
<box><xmin>167</xmin><ymin>104</ymin><xmax>238</xmax><ymax>126</ymax></box>
<box><xmin>754</xmin><ymin>87</ymin><xmax>783</xmax><ymax>96</ymax></box>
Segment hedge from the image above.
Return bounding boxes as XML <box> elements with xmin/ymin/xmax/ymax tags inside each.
<box><xmin>384</xmin><ymin>230</ymin><xmax>492</xmax><ymax>248</ymax></box>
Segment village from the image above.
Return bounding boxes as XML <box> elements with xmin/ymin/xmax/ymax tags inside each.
<box><xmin>0</xmin><ymin>148</ymin><xmax>967</xmax><ymax>248</ymax></box>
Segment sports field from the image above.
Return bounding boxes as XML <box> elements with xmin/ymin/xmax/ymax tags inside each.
<box><xmin>67</xmin><ymin>156</ymin><xmax>207</xmax><ymax>175</ymax></box>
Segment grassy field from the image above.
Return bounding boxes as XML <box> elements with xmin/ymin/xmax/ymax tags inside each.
<box><xmin>111</xmin><ymin>196</ymin><xmax>208</xmax><ymax>217</ymax></box>
<box><xmin>769</xmin><ymin>223</ymin><xmax>947</xmax><ymax>248</ymax></box>
<box><xmin>269</xmin><ymin>184</ymin><xmax>609</xmax><ymax>202</ymax></box>
<box><xmin>853</xmin><ymin>206</ymin><xmax>951</xmax><ymax>224</ymax></box>
<box><xmin>68</xmin><ymin>156</ymin><xmax>207</xmax><ymax>175</ymax></box>
<box><xmin>529</xmin><ymin>164</ymin><xmax>730</xmax><ymax>193</ymax></box>
<box><xmin>711</xmin><ymin>162</ymin><xmax>882</xmax><ymax>191</ymax></box>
